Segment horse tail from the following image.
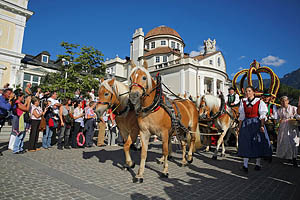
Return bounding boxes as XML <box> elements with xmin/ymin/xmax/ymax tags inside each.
<box><xmin>194</xmin><ymin>122</ymin><xmax>202</xmax><ymax>151</ymax></box>
<box><xmin>188</xmin><ymin>122</ymin><xmax>202</xmax><ymax>152</ymax></box>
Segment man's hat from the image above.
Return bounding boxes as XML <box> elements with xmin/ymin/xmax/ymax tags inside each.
<box><xmin>228</xmin><ymin>87</ymin><xmax>235</xmax><ymax>91</ymax></box>
<box><xmin>263</xmin><ymin>93</ymin><xmax>271</xmax><ymax>97</ymax></box>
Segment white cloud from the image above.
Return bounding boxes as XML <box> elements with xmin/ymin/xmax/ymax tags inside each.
<box><xmin>261</xmin><ymin>55</ymin><xmax>286</xmax><ymax>67</ymax></box>
<box><xmin>189</xmin><ymin>45</ymin><xmax>205</xmax><ymax>57</ymax></box>
<box><xmin>190</xmin><ymin>51</ymin><xmax>200</xmax><ymax>57</ymax></box>
<box><xmin>239</xmin><ymin>56</ymin><xmax>246</xmax><ymax>60</ymax></box>
<box><xmin>238</xmin><ymin>67</ymin><xmax>243</xmax><ymax>70</ymax></box>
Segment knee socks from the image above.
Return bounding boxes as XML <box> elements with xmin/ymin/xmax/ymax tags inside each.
<box><xmin>243</xmin><ymin>158</ymin><xmax>249</xmax><ymax>168</ymax></box>
<box><xmin>256</xmin><ymin>158</ymin><xmax>261</xmax><ymax>166</ymax></box>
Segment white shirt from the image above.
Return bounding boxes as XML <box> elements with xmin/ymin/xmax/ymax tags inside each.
<box><xmin>48</xmin><ymin>97</ymin><xmax>59</xmax><ymax>114</ymax></box>
<box><xmin>89</xmin><ymin>92</ymin><xmax>95</xmax><ymax>101</ymax></box>
<box><xmin>31</xmin><ymin>105</ymin><xmax>42</xmax><ymax>120</ymax></box>
<box><xmin>238</xmin><ymin>97</ymin><xmax>268</xmax><ymax>121</ymax></box>
<box><xmin>267</xmin><ymin>104</ymin><xmax>278</xmax><ymax>120</ymax></box>
<box><xmin>227</xmin><ymin>93</ymin><xmax>240</xmax><ymax>105</ymax></box>
<box><xmin>74</xmin><ymin>107</ymin><xmax>84</xmax><ymax>123</ymax></box>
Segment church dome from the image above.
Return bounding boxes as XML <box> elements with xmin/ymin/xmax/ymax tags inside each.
<box><xmin>145</xmin><ymin>25</ymin><xmax>183</xmax><ymax>41</ymax></box>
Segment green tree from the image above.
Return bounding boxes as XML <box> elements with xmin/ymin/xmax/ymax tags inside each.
<box><xmin>276</xmin><ymin>83</ymin><xmax>300</xmax><ymax>106</ymax></box>
<box><xmin>40</xmin><ymin>42</ymin><xmax>106</xmax><ymax>99</ymax></box>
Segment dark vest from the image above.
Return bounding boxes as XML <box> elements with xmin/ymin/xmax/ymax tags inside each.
<box><xmin>243</xmin><ymin>99</ymin><xmax>260</xmax><ymax>118</ymax></box>
<box><xmin>227</xmin><ymin>94</ymin><xmax>235</xmax><ymax>104</ymax></box>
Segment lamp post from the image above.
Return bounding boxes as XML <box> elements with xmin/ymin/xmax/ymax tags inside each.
<box><xmin>62</xmin><ymin>58</ymin><xmax>68</xmax><ymax>96</ymax></box>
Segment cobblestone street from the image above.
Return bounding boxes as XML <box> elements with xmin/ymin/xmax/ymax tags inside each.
<box><xmin>0</xmin><ymin>140</ymin><xmax>299</xmax><ymax>200</ymax></box>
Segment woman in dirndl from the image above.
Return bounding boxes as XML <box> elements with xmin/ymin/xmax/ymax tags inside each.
<box><xmin>276</xmin><ymin>96</ymin><xmax>299</xmax><ymax>167</ymax></box>
<box><xmin>238</xmin><ymin>86</ymin><xmax>272</xmax><ymax>172</ymax></box>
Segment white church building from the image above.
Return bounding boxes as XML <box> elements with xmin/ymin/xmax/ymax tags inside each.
<box><xmin>105</xmin><ymin>25</ymin><xmax>230</xmax><ymax>98</ymax></box>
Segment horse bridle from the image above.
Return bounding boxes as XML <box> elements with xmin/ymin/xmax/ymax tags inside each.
<box><xmin>199</xmin><ymin>95</ymin><xmax>226</xmax><ymax>121</ymax></box>
<box><xmin>129</xmin><ymin>82</ymin><xmax>147</xmax><ymax>97</ymax></box>
<box><xmin>98</xmin><ymin>87</ymin><xmax>130</xmax><ymax>115</ymax></box>
<box><xmin>129</xmin><ymin>73</ymin><xmax>163</xmax><ymax>115</ymax></box>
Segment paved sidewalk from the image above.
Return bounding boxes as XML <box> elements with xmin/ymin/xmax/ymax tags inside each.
<box><xmin>0</xmin><ymin>141</ymin><xmax>299</xmax><ymax>200</ymax></box>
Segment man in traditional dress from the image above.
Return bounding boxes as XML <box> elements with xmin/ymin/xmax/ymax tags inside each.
<box><xmin>226</xmin><ymin>87</ymin><xmax>240</xmax><ymax>107</ymax></box>
<box><xmin>224</xmin><ymin>87</ymin><xmax>240</xmax><ymax>146</ymax></box>
<box><xmin>263</xmin><ymin>93</ymin><xmax>278</xmax><ymax>149</ymax></box>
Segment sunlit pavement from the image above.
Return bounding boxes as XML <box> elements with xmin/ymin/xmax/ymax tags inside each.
<box><xmin>0</xmin><ymin>140</ymin><xmax>299</xmax><ymax>200</ymax></box>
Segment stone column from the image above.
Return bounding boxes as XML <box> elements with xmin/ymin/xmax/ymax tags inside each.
<box><xmin>199</xmin><ymin>75</ymin><xmax>204</xmax><ymax>96</ymax></box>
<box><xmin>213</xmin><ymin>78</ymin><xmax>217</xmax><ymax>96</ymax></box>
<box><xmin>180</xmin><ymin>69</ymin><xmax>185</xmax><ymax>95</ymax></box>
<box><xmin>222</xmin><ymin>81</ymin><xmax>225</xmax><ymax>94</ymax></box>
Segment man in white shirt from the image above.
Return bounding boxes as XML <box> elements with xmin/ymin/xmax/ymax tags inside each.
<box><xmin>47</xmin><ymin>91</ymin><xmax>60</xmax><ymax>115</ymax></box>
<box><xmin>226</xmin><ymin>87</ymin><xmax>240</xmax><ymax>107</ymax></box>
<box><xmin>89</xmin><ymin>89</ymin><xmax>95</xmax><ymax>101</ymax></box>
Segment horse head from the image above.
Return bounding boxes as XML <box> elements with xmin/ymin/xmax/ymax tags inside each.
<box><xmin>198</xmin><ymin>95</ymin><xmax>211</xmax><ymax>120</ymax></box>
<box><xmin>128</xmin><ymin>61</ymin><xmax>154</xmax><ymax>113</ymax></box>
<box><xmin>95</xmin><ymin>78</ymin><xmax>119</xmax><ymax>118</ymax></box>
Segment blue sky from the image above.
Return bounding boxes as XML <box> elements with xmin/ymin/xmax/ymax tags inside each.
<box><xmin>23</xmin><ymin>0</ymin><xmax>300</xmax><ymax>79</ymax></box>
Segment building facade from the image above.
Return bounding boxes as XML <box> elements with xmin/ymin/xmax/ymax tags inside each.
<box><xmin>21</xmin><ymin>51</ymin><xmax>61</xmax><ymax>90</ymax></box>
<box><xmin>105</xmin><ymin>25</ymin><xmax>230</xmax><ymax>98</ymax></box>
<box><xmin>0</xmin><ymin>0</ymin><xmax>33</xmax><ymax>88</ymax></box>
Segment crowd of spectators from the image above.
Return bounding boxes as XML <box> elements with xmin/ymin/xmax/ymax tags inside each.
<box><xmin>0</xmin><ymin>83</ymin><xmax>121</xmax><ymax>156</ymax></box>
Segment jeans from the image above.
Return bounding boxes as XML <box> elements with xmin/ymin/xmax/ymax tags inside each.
<box><xmin>108</xmin><ymin>125</ymin><xmax>117</xmax><ymax>146</ymax></box>
<box><xmin>72</xmin><ymin>122</ymin><xmax>81</xmax><ymax>147</ymax></box>
<box><xmin>13</xmin><ymin>131</ymin><xmax>26</xmax><ymax>153</ymax></box>
<box><xmin>58</xmin><ymin>125</ymin><xmax>71</xmax><ymax>147</ymax></box>
<box><xmin>42</xmin><ymin>125</ymin><xmax>53</xmax><ymax>148</ymax></box>
<box><xmin>85</xmin><ymin>119</ymin><xmax>95</xmax><ymax>146</ymax></box>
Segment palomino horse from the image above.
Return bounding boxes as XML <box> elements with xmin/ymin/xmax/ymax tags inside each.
<box><xmin>198</xmin><ymin>95</ymin><xmax>239</xmax><ymax>159</ymax></box>
<box><xmin>95</xmin><ymin>79</ymin><xmax>139</xmax><ymax>170</ymax></box>
<box><xmin>128</xmin><ymin>62</ymin><xmax>200</xmax><ymax>182</ymax></box>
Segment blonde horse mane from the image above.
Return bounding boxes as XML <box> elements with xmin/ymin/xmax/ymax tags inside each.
<box><xmin>100</xmin><ymin>79</ymin><xmax>129</xmax><ymax>106</ymax></box>
<box><xmin>129</xmin><ymin>66</ymin><xmax>153</xmax><ymax>89</ymax></box>
<box><xmin>202</xmin><ymin>95</ymin><xmax>221</xmax><ymax>110</ymax></box>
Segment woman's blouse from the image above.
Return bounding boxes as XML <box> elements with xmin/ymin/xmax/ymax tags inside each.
<box><xmin>277</xmin><ymin>105</ymin><xmax>300</xmax><ymax>121</ymax></box>
<box><xmin>85</xmin><ymin>107</ymin><xmax>96</xmax><ymax>119</ymax></box>
<box><xmin>74</xmin><ymin>107</ymin><xmax>84</xmax><ymax>123</ymax></box>
<box><xmin>31</xmin><ymin>104</ymin><xmax>42</xmax><ymax>120</ymax></box>
<box><xmin>62</xmin><ymin>105</ymin><xmax>69</xmax><ymax>116</ymax></box>
<box><xmin>15</xmin><ymin>100</ymin><xmax>24</xmax><ymax>117</ymax></box>
<box><xmin>238</xmin><ymin>97</ymin><xmax>268</xmax><ymax>121</ymax></box>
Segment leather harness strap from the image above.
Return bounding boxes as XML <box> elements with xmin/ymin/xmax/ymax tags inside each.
<box><xmin>131</xmin><ymin>73</ymin><xmax>190</xmax><ymax>140</ymax></box>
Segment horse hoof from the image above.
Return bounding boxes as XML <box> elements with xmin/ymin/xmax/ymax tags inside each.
<box><xmin>133</xmin><ymin>177</ymin><xmax>138</xmax><ymax>183</ymax></box>
<box><xmin>162</xmin><ymin>173</ymin><xmax>169</xmax><ymax>178</ymax></box>
<box><xmin>221</xmin><ymin>154</ymin><xmax>226</xmax><ymax>157</ymax></box>
<box><xmin>139</xmin><ymin>178</ymin><xmax>144</xmax><ymax>183</ymax></box>
<box><xmin>212</xmin><ymin>155</ymin><xmax>217</xmax><ymax>160</ymax></box>
<box><xmin>131</xmin><ymin>162</ymin><xmax>136</xmax><ymax>169</ymax></box>
<box><xmin>156</xmin><ymin>159</ymin><xmax>164</xmax><ymax>165</ymax></box>
<box><xmin>168</xmin><ymin>156</ymin><xmax>174</xmax><ymax>161</ymax></box>
<box><xmin>187</xmin><ymin>157</ymin><xmax>193</xmax><ymax>164</ymax></box>
<box><xmin>122</xmin><ymin>164</ymin><xmax>130</xmax><ymax>170</ymax></box>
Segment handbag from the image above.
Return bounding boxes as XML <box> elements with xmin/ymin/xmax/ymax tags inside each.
<box><xmin>48</xmin><ymin>118</ymin><xmax>58</xmax><ymax>128</ymax></box>
<box><xmin>24</xmin><ymin>112</ymin><xmax>31</xmax><ymax>123</ymax></box>
<box><xmin>39</xmin><ymin>116</ymin><xmax>46</xmax><ymax>131</ymax></box>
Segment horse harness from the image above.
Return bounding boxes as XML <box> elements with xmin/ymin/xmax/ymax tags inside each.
<box><xmin>199</xmin><ymin>95</ymin><xmax>239</xmax><ymax>132</ymax></box>
<box><xmin>130</xmin><ymin>73</ymin><xmax>190</xmax><ymax>140</ymax></box>
<box><xmin>98</xmin><ymin>86</ymin><xmax>132</xmax><ymax>117</ymax></box>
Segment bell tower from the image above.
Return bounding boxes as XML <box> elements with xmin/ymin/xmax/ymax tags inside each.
<box><xmin>130</xmin><ymin>28</ymin><xmax>144</xmax><ymax>66</ymax></box>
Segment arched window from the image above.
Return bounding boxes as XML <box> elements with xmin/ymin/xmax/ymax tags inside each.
<box><xmin>218</xmin><ymin>57</ymin><xmax>221</xmax><ymax>66</ymax></box>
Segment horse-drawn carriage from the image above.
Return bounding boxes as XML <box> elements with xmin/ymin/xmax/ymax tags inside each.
<box><xmin>96</xmin><ymin>59</ymin><xmax>280</xmax><ymax>183</ymax></box>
